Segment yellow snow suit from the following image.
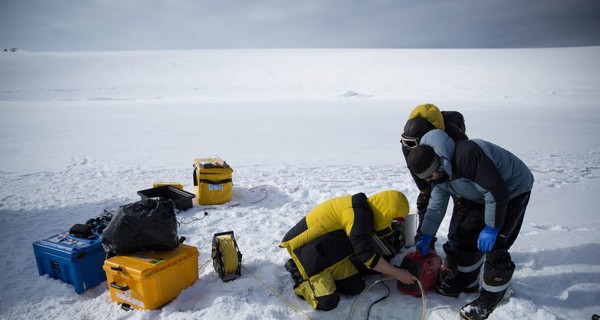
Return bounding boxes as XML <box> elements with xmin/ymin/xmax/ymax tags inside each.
<box><xmin>279</xmin><ymin>190</ymin><xmax>409</xmax><ymax>310</ymax></box>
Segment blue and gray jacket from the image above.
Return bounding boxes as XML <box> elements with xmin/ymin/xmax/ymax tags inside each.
<box><xmin>419</xmin><ymin>129</ymin><xmax>534</xmax><ymax>237</ymax></box>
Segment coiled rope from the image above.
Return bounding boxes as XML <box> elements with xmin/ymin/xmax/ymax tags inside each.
<box><xmin>212</xmin><ymin>232</ymin><xmax>242</xmax><ymax>282</ymax></box>
<box><xmin>217</xmin><ymin>234</ymin><xmax>239</xmax><ymax>275</ymax></box>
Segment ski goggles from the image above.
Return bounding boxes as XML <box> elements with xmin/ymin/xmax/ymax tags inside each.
<box><xmin>401</xmin><ymin>134</ymin><xmax>420</xmax><ymax>149</ymax></box>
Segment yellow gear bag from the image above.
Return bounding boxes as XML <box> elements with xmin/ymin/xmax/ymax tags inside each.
<box><xmin>293</xmin><ymin>258</ymin><xmax>361</xmax><ymax>311</ymax></box>
<box><xmin>294</xmin><ymin>270</ymin><xmax>338</xmax><ymax>311</ymax></box>
<box><xmin>192</xmin><ymin>157</ymin><xmax>233</xmax><ymax>205</ymax></box>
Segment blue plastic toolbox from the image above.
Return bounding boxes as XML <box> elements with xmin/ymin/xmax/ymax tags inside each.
<box><xmin>32</xmin><ymin>232</ymin><xmax>107</xmax><ymax>294</ymax></box>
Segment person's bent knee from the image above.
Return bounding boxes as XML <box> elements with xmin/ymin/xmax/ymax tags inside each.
<box><xmin>294</xmin><ymin>272</ymin><xmax>340</xmax><ymax>310</ymax></box>
<box><xmin>335</xmin><ymin>272</ymin><xmax>365</xmax><ymax>296</ymax></box>
<box><xmin>315</xmin><ymin>292</ymin><xmax>340</xmax><ymax>311</ymax></box>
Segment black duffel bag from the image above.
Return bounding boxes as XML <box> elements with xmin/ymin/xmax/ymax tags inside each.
<box><xmin>102</xmin><ymin>198</ymin><xmax>179</xmax><ymax>255</ymax></box>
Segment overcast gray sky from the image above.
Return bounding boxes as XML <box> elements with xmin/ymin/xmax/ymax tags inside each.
<box><xmin>1</xmin><ymin>0</ymin><xmax>600</xmax><ymax>52</ymax></box>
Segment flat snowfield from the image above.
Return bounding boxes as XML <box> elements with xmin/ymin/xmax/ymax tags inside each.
<box><xmin>1</xmin><ymin>47</ymin><xmax>599</xmax><ymax>320</ymax></box>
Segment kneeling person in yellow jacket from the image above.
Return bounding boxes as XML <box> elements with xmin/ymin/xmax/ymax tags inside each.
<box><xmin>279</xmin><ymin>190</ymin><xmax>416</xmax><ymax>311</ymax></box>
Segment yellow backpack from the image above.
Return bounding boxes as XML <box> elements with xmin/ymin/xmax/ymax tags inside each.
<box><xmin>192</xmin><ymin>158</ymin><xmax>233</xmax><ymax>205</ymax></box>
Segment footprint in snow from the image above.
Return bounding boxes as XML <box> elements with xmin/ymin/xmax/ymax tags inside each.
<box><xmin>530</xmin><ymin>223</ymin><xmax>589</xmax><ymax>232</ymax></box>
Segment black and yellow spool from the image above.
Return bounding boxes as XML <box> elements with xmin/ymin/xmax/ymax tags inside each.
<box><xmin>212</xmin><ymin>231</ymin><xmax>242</xmax><ymax>282</ymax></box>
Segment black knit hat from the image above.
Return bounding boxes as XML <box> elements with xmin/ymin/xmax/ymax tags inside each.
<box><xmin>407</xmin><ymin>145</ymin><xmax>440</xmax><ymax>179</ymax></box>
<box><xmin>403</xmin><ymin>117</ymin><xmax>435</xmax><ymax>139</ymax></box>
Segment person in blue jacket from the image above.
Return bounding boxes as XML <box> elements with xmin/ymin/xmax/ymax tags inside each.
<box><xmin>406</xmin><ymin>129</ymin><xmax>533</xmax><ymax>320</ymax></box>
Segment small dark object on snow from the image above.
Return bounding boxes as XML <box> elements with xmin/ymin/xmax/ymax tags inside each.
<box><xmin>137</xmin><ymin>185</ymin><xmax>195</xmax><ymax>211</ymax></box>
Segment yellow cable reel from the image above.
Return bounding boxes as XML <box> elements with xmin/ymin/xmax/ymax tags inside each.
<box><xmin>212</xmin><ymin>231</ymin><xmax>242</xmax><ymax>282</ymax></box>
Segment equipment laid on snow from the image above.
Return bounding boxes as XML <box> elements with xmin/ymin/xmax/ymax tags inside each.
<box><xmin>33</xmin><ymin>232</ymin><xmax>107</xmax><ymax>294</ymax></box>
<box><xmin>193</xmin><ymin>157</ymin><xmax>233</xmax><ymax>205</ymax></box>
<box><xmin>212</xmin><ymin>231</ymin><xmax>242</xmax><ymax>282</ymax></box>
<box><xmin>152</xmin><ymin>182</ymin><xmax>184</xmax><ymax>190</ymax></box>
<box><xmin>84</xmin><ymin>210</ymin><xmax>113</xmax><ymax>235</ymax></box>
<box><xmin>103</xmin><ymin>244</ymin><xmax>199</xmax><ymax>310</ymax></box>
<box><xmin>102</xmin><ymin>198</ymin><xmax>179</xmax><ymax>256</ymax></box>
<box><xmin>374</xmin><ymin>214</ymin><xmax>418</xmax><ymax>259</ymax></box>
<box><xmin>397</xmin><ymin>250</ymin><xmax>442</xmax><ymax>297</ymax></box>
<box><xmin>137</xmin><ymin>185</ymin><xmax>195</xmax><ymax>211</ymax></box>
<box><xmin>402</xmin><ymin>213</ymin><xmax>417</xmax><ymax>247</ymax></box>
<box><xmin>390</xmin><ymin>218</ymin><xmax>406</xmax><ymax>252</ymax></box>
<box><xmin>68</xmin><ymin>223</ymin><xmax>94</xmax><ymax>239</ymax></box>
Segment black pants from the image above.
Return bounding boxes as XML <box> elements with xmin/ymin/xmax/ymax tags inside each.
<box><xmin>450</xmin><ymin>191</ymin><xmax>530</xmax><ymax>253</ymax></box>
<box><xmin>448</xmin><ymin>191</ymin><xmax>531</xmax><ymax>293</ymax></box>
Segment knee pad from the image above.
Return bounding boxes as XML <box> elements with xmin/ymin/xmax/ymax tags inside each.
<box><xmin>294</xmin><ymin>272</ymin><xmax>340</xmax><ymax>311</ymax></box>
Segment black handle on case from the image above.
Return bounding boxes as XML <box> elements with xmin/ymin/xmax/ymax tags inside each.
<box><xmin>110</xmin><ymin>282</ymin><xmax>129</xmax><ymax>291</ymax></box>
<box><xmin>199</xmin><ymin>178</ymin><xmax>232</xmax><ymax>184</ymax></box>
<box><xmin>193</xmin><ymin>168</ymin><xmax>198</xmax><ymax>186</ymax></box>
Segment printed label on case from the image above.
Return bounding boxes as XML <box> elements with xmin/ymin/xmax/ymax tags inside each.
<box><xmin>209</xmin><ymin>184</ymin><xmax>223</xmax><ymax>191</ymax></box>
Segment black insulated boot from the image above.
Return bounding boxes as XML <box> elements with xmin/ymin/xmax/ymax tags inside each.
<box><xmin>460</xmin><ymin>289</ymin><xmax>506</xmax><ymax>320</ymax></box>
<box><xmin>437</xmin><ymin>242</ymin><xmax>484</xmax><ymax>297</ymax></box>
<box><xmin>436</xmin><ymin>268</ymin><xmax>480</xmax><ymax>297</ymax></box>
<box><xmin>439</xmin><ymin>252</ymin><xmax>458</xmax><ymax>281</ymax></box>
<box><xmin>284</xmin><ymin>259</ymin><xmax>304</xmax><ymax>288</ymax></box>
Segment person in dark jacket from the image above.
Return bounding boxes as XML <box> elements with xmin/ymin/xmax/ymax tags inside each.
<box><xmin>279</xmin><ymin>190</ymin><xmax>415</xmax><ymax>311</ymax></box>
<box><xmin>400</xmin><ymin>104</ymin><xmax>471</xmax><ymax>278</ymax></box>
<box><xmin>407</xmin><ymin>129</ymin><xmax>533</xmax><ymax>320</ymax></box>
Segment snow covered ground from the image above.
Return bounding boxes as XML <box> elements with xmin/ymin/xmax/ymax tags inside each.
<box><xmin>0</xmin><ymin>47</ymin><xmax>599</xmax><ymax>320</ymax></box>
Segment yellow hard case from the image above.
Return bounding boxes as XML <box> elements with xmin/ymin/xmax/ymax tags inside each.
<box><xmin>103</xmin><ymin>244</ymin><xmax>199</xmax><ymax>309</ymax></box>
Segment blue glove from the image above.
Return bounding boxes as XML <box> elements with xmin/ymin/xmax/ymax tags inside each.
<box><xmin>478</xmin><ymin>225</ymin><xmax>500</xmax><ymax>252</ymax></box>
<box><xmin>415</xmin><ymin>234</ymin><xmax>433</xmax><ymax>256</ymax></box>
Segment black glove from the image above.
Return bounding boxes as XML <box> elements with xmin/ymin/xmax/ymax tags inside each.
<box><xmin>416</xmin><ymin>188</ymin><xmax>431</xmax><ymax>211</ymax></box>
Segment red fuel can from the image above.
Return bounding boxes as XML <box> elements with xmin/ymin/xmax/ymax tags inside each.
<box><xmin>397</xmin><ymin>250</ymin><xmax>442</xmax><ymax>297</ymax></box>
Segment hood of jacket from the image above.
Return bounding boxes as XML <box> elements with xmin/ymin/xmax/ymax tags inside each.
<box><xmin>408</xmin><ymin>104</ymin><xmax>445</xmax><ymax>131</ymax></box>
<box><xmin>420</xmin><ymin>129</ymin><xmax>455</xmax><ymax>177</ymax></box>
<box><xmin>367</xmin><ymin>190</ymin><xmax>409</xmax><ymax>232</ymax></box>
